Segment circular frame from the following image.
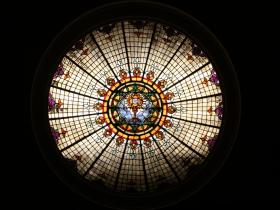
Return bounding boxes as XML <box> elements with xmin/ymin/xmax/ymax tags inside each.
<box><xmin>104</xmin><ymin>78</ymin><xmax>166</xmax><ymax>139</ymax></box>
<box><xmin>31</xmin><ymin>1</ymin><xmax>240</xmax><ymax>209</ymax></box>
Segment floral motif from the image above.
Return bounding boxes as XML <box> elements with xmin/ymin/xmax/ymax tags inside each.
<box><xmin>61</xmin><ymin>128</ymin><xmax>67</xmax><ymax>138</ymax></box>
<box><xmin>130</xmin><ymin>20</ymin><xmax>147</xmax><ymax>29</ymax></box>
<box><xmin>48</xmin><ymin>93</ymin><xmax>56</xmax><ymax>112</ymax></box>
<box><xmin>53</xmin><ymin>64</ymin><xmax>64</xmax><ymax>79</ymax></box>
<box><xmin>155</xmin><ymin>131</ymin><xmax>164</xmax><ymax>140</ymax></box>
<box><xmin>207</xmin><ymin>135</ymin><xmax>218</xmax><ymax>151</ymax></box>
<box><xmin>146</xmin><ymin>70</ymin><xmax>155</xmax><ymax>80</ymax></box>
<box><xmin>93</xmin><ymin>102</ymin><xmax>103</xmax><ymax>111</ymax></box>
<box><xmin>133</xmin><ymin>68</ymin><xmax>141</xmax><ymax>77</ymax></box>
<box><xmin>96</xmin><ymin>116</ymin><xmax>105</xmax><ymax>124</ymax></box>
<box><xmin>70</xmin><ymin>38</ymin><xmax>85</xmax><ymax>51</ymax></box>
<box><xmin>209</xmin><ymin>70</ymin><xmax>220</xmax><ymax>86</ymax></box>
<box><xmin>119</xmin><ymin>69</ymin><xmax>127</xmax><ymax>79</ymax></box>
<box><xmin>191</xmin><ymin>43</ymin><xmax>206</xmax><ymax>57</ymax></box>
<box><xmin>163</xmin><ymin>120</ymin><xmax>173</xmax><ymax>128</ymax></box>
<box><xmin>80</xmin><ymin>48</ymin><xmax>89</xmax><ymax>56</ymax></box>
<box><xmin>167</xmin><ymin>106</ymin><xmax>177</xmax><ymax>114</ymax></box>
<box><xmin>134</xmin><ymin>31</ymin><xmax>144</xmax><ymax>38</ymax></box>
<box><xmin>207</xmin><ymin>106</ymin><xmax>213</xmax><ymax>114</ymax></box>
<box><xmin>186</xmin><ymin>53</ymin><xmax>194</xmax><ymax>61</ymax></box>
<box><xmin>50</xmin><ymin>127</ymin><xmax>68</xmax><ymax>141</ymax></box>
<box><xmin>98</xmin><ymin>23</ymin><xmax>115</xmax><ymax>34</ymax></box>
<box><xmin>207</xmin><ymin>102</ymin><xmax>223</xmax><ymax>120</ymax></box>
<box><xmin>164</xmin><ymin>92</ymin><xmax>174</xmax><ymax>100</ymax></box>
<box><xmin>104</xmin><ymin>129</ymin><xmax>112</xmax><ymax>137</ymax></box>
<box><xmin>48</xmin><ymin>94</ymin><xmax>63</xmax><ymax>113</ymax></box>
<box><xmin>201</xmin><ymin>77</ymin><xmax>208</xmax><ymax>86</ymax></box>
<box><xmin>215</xmin><ymin>102</ymin><xmax>223</xmax><ymax>120</ymax></box>
<box><xmin>116</xmin><ymin>137</ymin><xmax>125</xmax><ymax>146</ymax></box>
<box><xmin>51</xmin><ymin>127</ymin><xmax>60</xmax><ymax>141</ymax></box>
<box><xmin>64</xmin><ymin>71</ymin><xmax>70</xmax><ymax>80</ymax></box>
<box><xmin>130</xmin><ymin>140</ymin><xmax>138</xmax><ymax>150</ymax></box>
<box><xmin>97</xmin><ymin>89</ymin><xmax>107</xmax><ymax>97</ymax></box>
<box><xmin>143</xmin><ymin>138</ymin><xmax>152</xmax><ymax>148</ymax></box>
<box><xmin>200</xmin><ymin>134</ymin><xmax>218</xmax><ymax>151</ymax></box>
<box><xmin>106</xmin><ymin>77</ymin><xmax>115</xmax><ymax>86</ymax></box>
<box><xmin>158</xmin><ymin>80</ymin><xmax>167</xmax><ymax>89</ymax></box>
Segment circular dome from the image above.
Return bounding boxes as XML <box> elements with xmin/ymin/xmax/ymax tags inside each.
<box><xmin>31</xmin><ymin>2</ymin><xmax>240</xmax><ymax>209</ymax></box>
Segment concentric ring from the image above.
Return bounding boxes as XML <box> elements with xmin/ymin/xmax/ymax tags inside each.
<box><xmin>103</xmin><ymin>76</ymin><xmax>168</xmax><ymax>140</ymax></box>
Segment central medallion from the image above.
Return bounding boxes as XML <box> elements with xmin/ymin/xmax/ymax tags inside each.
<box><xmin>107</xmin><ymin>80</ymin><xmax>164</xmax><ymax>137</ymax></box>
<box><xmin>119</xmin><ymin>92</ymin><xmax>149</xmax><ymax>125</ymax></box>
<box><xmin>93</xmin><ymin>68</ymin><xmax>177</xmax><ymax>148</ymax></box>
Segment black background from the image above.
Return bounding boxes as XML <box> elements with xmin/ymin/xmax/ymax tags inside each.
<box><xmin>21</xmin><ymin>0</ymin><xmax>278</xmax><ymax>209</ymax></box>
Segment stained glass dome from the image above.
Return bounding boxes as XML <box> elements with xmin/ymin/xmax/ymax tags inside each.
<box><xmin>32</xmin><ymin>2</ymin><xmax>240</xmax><ymax>209</ymax></box>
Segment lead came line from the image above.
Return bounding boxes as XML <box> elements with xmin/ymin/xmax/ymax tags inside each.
<box><xmin>83</xmin><ymin>133</ymin><xmax>118</xmax><ymax>177</ymax></box>
<box><xmin>90</xmin><ymin>33</ymin><xmax>121</xmax><ymax>83</ymax></box>
<box><xmin>60</xmin><ymin>125</ymin><xmax>107</xmax><ymax>152</ymax></box>
<box><xmin>121</xmin><ymin>21</ymin><xmax>132</xmax><ymax>80</ymax></box>
<box><xmin>162</xmin><ymin>61</ymin><xmax>210</xmax><ymax>92</ymax></box>
<box><xmin>161</xmin><ymin>127</ymin><xmax>206</xmax><ymax>159</ymax></box>
<box><xmin>164</xmin><ymin>115</ymin><xmax>220</xmax><ymax>129</ymax></box>
<box><xmin>151</xmin><ymin>135</ymin><xmax>181</xmax><ymax>183</ymax></box>
<box><xmin>142</xmin><ymin>23</ymin><xmax>158</xmax><ymax>81</ymax></box>
<box><xmin>50</xmin><ymin>85</ymin><xmax>106</xmax><ymax>102</ymax></box>
<box><xmin>65</xmin><ymin>55</ymin><xmax>109</xmax><ymax>89</ymax></box>
<box><xmin>164</xmin><ymin>93</ymin><xmax>222</xmax><ymax>105</ymax></box>
<box><xmin>113</xmin><ymin>138</ymin><xmax>129</xmax><ymax>191</ymax></box>
<box><xmin>49</xmin><ymin>112</ymin><xmax>105</xmax><ymax>120</ymax></box>
<box><xmin>152</xmin><ymin>37</ymin><xmax>187</xmax><ymax>85</ymax></box>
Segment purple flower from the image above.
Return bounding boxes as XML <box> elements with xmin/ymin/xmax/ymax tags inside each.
<box><xmin>215</xmin><ymin>103</ymin><xmax>223</xmax><ymax>120</ymax></box>
<box><xmin>51</xmin><ymin>127</ymin><xmax>60</xmax><ymax>141</ymax></box>
<box><xmin>207</xmin><ymin>135</ymin><xmax>218</xmax><ymax>151</ymax></box>
<box><xmin>53</xmin><ymin>66</ymin><xmax>64</xmax><ymax>79</ymax></box>
<box><xmin>192</xmin><ymin>44</ymin><xmax>206</xmax><ymax>57</ymax></box>
<box><xmin>71</xmin><ymin>38</ymin><xmax>85</xmax><ymax>51</ymax></box>
<box><xmin>209</xmin><ymin>70</ymin><xmax>220</xmax><ymax>86</ymax></box>
<box><xmin>48</xmin><ymin>94</ymin><xmax>56</xmax><ymax>112</ymax></box>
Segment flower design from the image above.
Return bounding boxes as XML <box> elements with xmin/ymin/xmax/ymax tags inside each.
<box><xmin>51</xmin><ymin>127</ymin><xmax>60</xmax><ymax>141</ymax></box>
<box><xmin>146</xmin><ymin>70</ymin><xmax>155</xmax><ymax>80</ymax></box>
<box><xmin>155</xmin><ymin>131</ymin><xmax>164</xmax><ymax>140</ymax></box>
<box><xmin>116</xmin><ymin>137</ymin><xmax>125</xmax><ymax>146</ymax></box>
<box><xmin>93</xmin><ymin>102</ymin><xmax>103</xmax><ymax>111</ymax></box>
<box><xmin>97</xmin><ymin>89</ymin><xmax>107</xmax><ymax>97</ymax></box>
<box><xmin>164</xmin><ymin>92</ymin><xmax>175</xmax><ymax>100</ymax></box>
<box><xmin>50</xmin><ymin>127</ymin><xmax>67</xmax><ymax>141</ymax></box>
<box><xmin>53</xmin><ymin>64</ymin><xmax>64</xmax><ymax>79</ymax></box>
<box><xmin>163</xmin><ymin>120</ymin><xmax>173</xmax><ymax>128</ymax></box>
<box><xmin>95</xmin><ymin>116</ymin><xmax>105</xmax><ymax>124</ymax></box>
<box><xmin>209</xmin><ymin>70</ymin><xmax>220</xmax><ymax>86</ymax></box>
<box><xmin>167</xmin><ymin>106</ymin><xmax>177</xmax><ymax>114</ymax></box>
<box><xmin>70</xmin><ymin>38</ymin><xmax>85</xmax><ymax>51</ymax></box>
<box><xmin>119</xmin><ymin>69</ymin><xmax>127</xmax><ymax>79</ymax></box>
<box><xmin>48</xmin><ymin>94</ymin><xmax>63</xmax><ymax>113</ymax></box>
<box><xmin>143</xmin><ymin>138</ymin><xmax>152</xmax><ymax>148</ymax></box>
<box><xmin>158</xmin><ymin>80</ymin><xmax>167</xmax><ymax>89</ymax></box>
<box><xmin>207</xmin><ymin>135</ymin><xmax>218</xmax><ymax>151</ymax></box>
<box><xmin>104</xmin><ymin>128</ymin><xmax>112</xmax><ymax>137</ymax></box>
<box><xmin>215</xmin><ymin>102</ymin><xmax>223</xmax><ymax>120</ymax></box>
<box><xmin>133</xmin><ymin>68</ymin><xmax>141</xmax><ymax>77</ymax></box>
<box><xmin>48</xmin><ymin>94</ymin><xmax>56</xmax><ymax>112</ymax></box>
<box><xmin>106</xmin><ymin>77</ymin><xmax>115</xmax><ymax>86</ymax></box>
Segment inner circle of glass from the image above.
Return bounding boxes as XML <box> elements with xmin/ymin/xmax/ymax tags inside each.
<box><xmin>48</xmin><ymin>20</ymin><xmax>224</xmax><ymax>193</ymax></box>
<box><xmin>105</xmin><ymin>78</ymin><xmax>166</xmax><ymax>139</ymax></box>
